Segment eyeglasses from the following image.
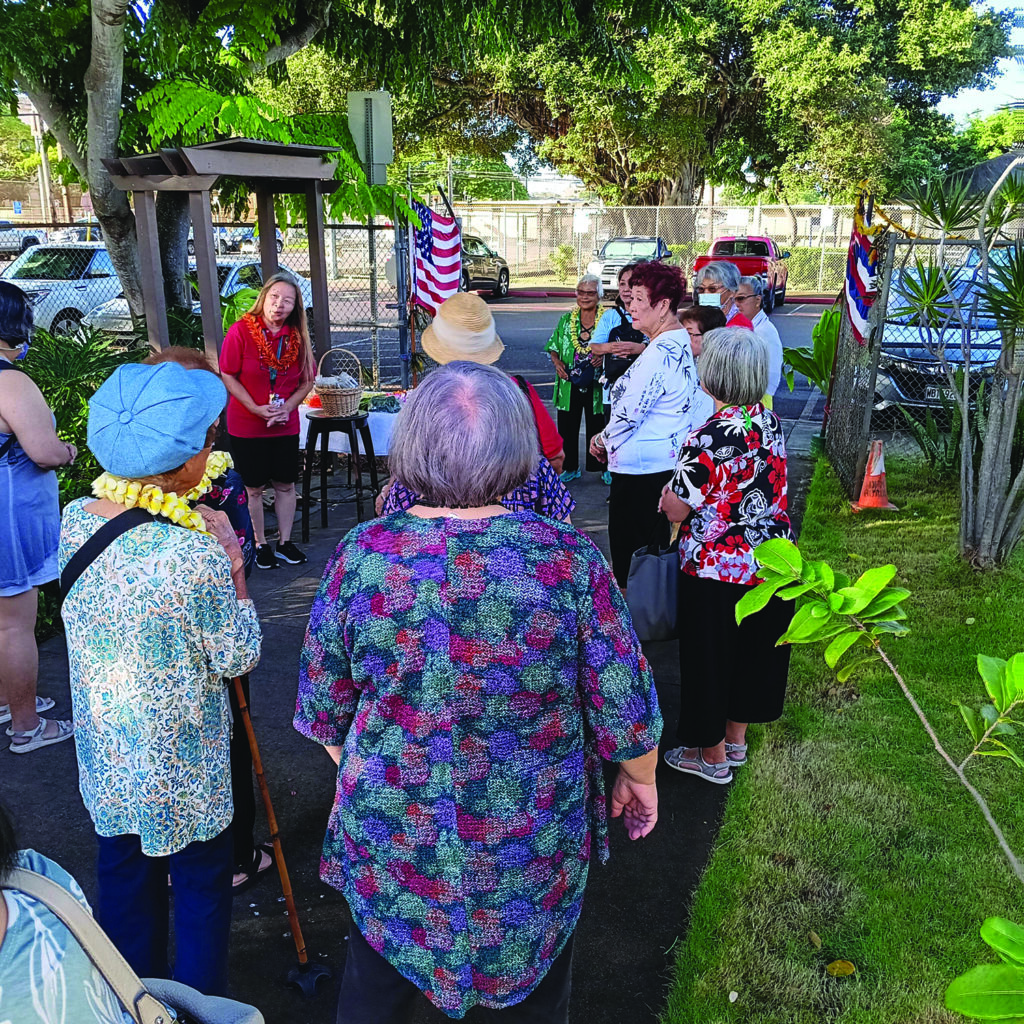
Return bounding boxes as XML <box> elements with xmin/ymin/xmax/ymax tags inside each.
<box><xmin>735</xmin><ymin>293</ymin><xmax>758</xmax><ymax>302</ymax></box>
<box><xmin>695</xmin><ymin>284</ymin><xmax>723</xmax><ymax>293</ymax></box>
<box><xmin>576</xmin><ymin>288</ymin><xmax>598</xmax><ymax>295</ymax></box>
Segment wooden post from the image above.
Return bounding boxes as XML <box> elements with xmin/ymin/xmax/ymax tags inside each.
<box><xmin>256</xmin><ymin>189</ymin><xmax>279</xmax><ymax>277</ymax></box>
<box><xmin>189</xmin><ymin>190</ymin><xmax>223</xmax><ymax>361</ymax></box>
<box><xmin>134</xmin><ymin>190</ymin><xmax>169</xmax><ymax>350</ymax></box>
<box><xmin>305</xmin><ymin>182</ymin><xmax>331</xmax><ymax>361</ymax></box>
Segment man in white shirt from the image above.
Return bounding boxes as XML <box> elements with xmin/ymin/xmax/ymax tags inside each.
<box><xmin>736</xmin><ymin>276</ymin><xmax>783</xmax><ymax>402</ymax></box>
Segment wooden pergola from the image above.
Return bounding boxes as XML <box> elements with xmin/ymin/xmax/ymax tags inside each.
<box><xmin>103</xmin><ymin>138</ymin><xmax>340</xmax><ymax>361</ymax></box>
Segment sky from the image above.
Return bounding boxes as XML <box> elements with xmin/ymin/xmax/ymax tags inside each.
<box><xmin>935</xmin><ymin>6</ymin><xmax>1023</xmax><ymax>124</ymax></box>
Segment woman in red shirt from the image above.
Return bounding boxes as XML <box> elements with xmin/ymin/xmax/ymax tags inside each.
<box><xmin>219</xmin><ymin>273</ymin><xmax>315</xmax><ymax>570</ymax></box>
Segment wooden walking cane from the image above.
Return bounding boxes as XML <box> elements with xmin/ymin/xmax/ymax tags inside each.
<box><xmin>231</xmin><ymin>677</ymin><xmax>330</xmax><ymax>997</ymax></box>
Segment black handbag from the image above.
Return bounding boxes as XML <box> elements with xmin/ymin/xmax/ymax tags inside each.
<box><xmin>567</xmin><ymin>358</ymin><xmax>596</xmax><ymax>390</ymax></box>
<box><xmin>625</xmin><ymin>534</ymin><xmax>680</xmax><ymax>643</ymax></box>
<box><xmin>603</xmin><ymin>310</ymin><xmax>645</xmax><ymax>385</ymax></box>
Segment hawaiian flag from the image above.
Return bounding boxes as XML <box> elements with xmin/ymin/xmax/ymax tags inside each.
<box><xmin>411</xmin><ymin>201</ymin><xmax>461</xmax><ymax>315</ymax></box>
<box><xmin>845</xmin><ymin>194</ymin><xmax>880</xmax><ymax>346</ymax></box>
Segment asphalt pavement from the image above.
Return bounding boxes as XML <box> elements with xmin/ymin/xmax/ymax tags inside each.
<box><xmin>1</xmin><ymin>297</ymin><xmax>822</xmax><ymax>1023</ymax></box>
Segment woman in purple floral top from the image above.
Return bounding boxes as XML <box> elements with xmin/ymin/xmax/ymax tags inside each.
<box><xmin>295</xmin><ymin>363</ymin><xmax>661</xmax><ymax>1022</ymax></box>
<box><xmin>659</xmin><ymin>327</ymin><xmax>793</xmax><ymax>787</ymax></box>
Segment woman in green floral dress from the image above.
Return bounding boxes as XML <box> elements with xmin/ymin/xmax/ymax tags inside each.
<box><xmin>545</xmin><ymin>274</ymin><xmax>607</xmax><ymax>483</ymax></box>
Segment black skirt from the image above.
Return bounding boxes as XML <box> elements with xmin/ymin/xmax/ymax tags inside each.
<box><xmin>675</xmin><ymin>570</ymin><xmax>792</xmax><ymax>747</ymax></box>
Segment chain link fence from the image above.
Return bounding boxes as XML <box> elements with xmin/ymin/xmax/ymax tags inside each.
<box><xmin>452</xmin><ymin>203</ymin><xmax>921</xmax><ymax>296</ymax></box>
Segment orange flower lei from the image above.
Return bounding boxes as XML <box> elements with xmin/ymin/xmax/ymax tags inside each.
<box><xmin>242</xmin><ymin>313</ymin><xmax>300</xmax><ymax>372</ymax></box>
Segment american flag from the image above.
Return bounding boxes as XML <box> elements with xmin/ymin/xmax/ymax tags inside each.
<box><xmin>412</xmin><ymin>200</ymin><xmax>461</xmax><ymax>315</ymax></box>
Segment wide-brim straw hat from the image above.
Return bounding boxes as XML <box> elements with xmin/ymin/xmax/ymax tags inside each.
<box><xmin>421</xmin><ymin>293</ymin><xmax>504</xmax><ymax>365</ymax></box>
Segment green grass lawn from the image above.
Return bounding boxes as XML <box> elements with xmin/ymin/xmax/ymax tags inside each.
<box><xmin>663</xmin><ymin>458</ymin><xmax>1024</xmax><ymax>1024</ymax></box>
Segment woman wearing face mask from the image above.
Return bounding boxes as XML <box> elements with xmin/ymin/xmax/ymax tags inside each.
<box><xmin>692</xmin><ymin>263</ymin><xmax>754</xmax><ymax>329</ymax></box>
<box><xmin>0</xmin><ymin>281</ymin><xmax>77</xmax><ymax>754</ymax></box>
<box><xmin>220</xmin><ymin>272</ymin><xmax>316</xmax><ymax>570</ymax></box>
<box><xmin>589</xmin><ymin>263</ymin><xmax>713</xmax><ymax>589</ymax></box>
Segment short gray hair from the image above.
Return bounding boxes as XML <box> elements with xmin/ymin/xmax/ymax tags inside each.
<box><xmin>739</xmin><ymin>275</ymin><xmax>764</xmax><ymax>298</ymax></box>
<box><xmin>388</xmin><ymin>362</ymin><xmax>539</xmax><ymax>507</ymax></box>
<box><xmin>577</xmin><ymin>273</ymin><xmax>603</xmax><ymax>298</ymax></box>
<box><xmin>695</xmin><ymin>261</ymin><xmax>740</xmax><ymax>291</ymax></box>
<box><xmin>698</xmin><ymin>327</ymin><xmax>769</xmax><ymax>405</ymax></box>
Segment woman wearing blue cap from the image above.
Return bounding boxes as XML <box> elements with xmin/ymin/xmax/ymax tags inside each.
<box><xmin>58</xmin><ymin>360</ymin><xmax>263</xmax><ymax>996</ymax></box>
<box><xmin>0</xmin><ymin>281</ymin><xmax>77</xmax><ymax>754</ymax></box>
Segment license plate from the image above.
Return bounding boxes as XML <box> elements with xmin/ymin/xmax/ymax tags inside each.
<box><xmin>925</xmin><ymin>386</ymin><xmax>955</xmax><ymax>402</ymax></box>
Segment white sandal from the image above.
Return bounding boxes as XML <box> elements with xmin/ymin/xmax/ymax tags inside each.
<box><xmin>8</xmin><ymin>716</ymin><xmax>74</xmax><ymax>754</ymax></box>
<box><xmin>0</xmin><ymin>696</ymin><xmax>55</xmax><ymax>728</ymax></box>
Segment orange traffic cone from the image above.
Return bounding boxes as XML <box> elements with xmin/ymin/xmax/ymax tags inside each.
<box><xmin>852</xmin><ymin>440</ymin><xmax>898</xmax><ymax>512</ymax></box>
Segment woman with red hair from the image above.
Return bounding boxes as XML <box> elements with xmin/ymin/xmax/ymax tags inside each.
<box><xmin>590</xmin><ymin>262</ymin><xmax>712</xmax><ymax>588</ymax></box>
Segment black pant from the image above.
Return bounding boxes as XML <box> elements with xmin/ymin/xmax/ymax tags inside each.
<box><xmin>608</xmin><ymin>470</ymin><xmax>673</xmax><ymax>588</ymax></box>
<box><xmin>557</xmin><ymin>386</ymin><xmax>603</xmax><ymax>473</ymax></box>
<box><xmin>228</xmin><ymin>674</ymin><xmax>257</xmax><ymax>871</ymax></box>
<box><xmin>336</xmin><ymin>925</ymin><xmax>574</xmax><ymax>1023</ymax></box>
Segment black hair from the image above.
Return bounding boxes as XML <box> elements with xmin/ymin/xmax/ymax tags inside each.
<box><xmin>0</xmin><ymin>280</ymin><xmax>33</xmax><ymax>348</ymax></box>
<box><xmin>0</xmin><ymin>801</ymin><xmax>17</xmax><ymax>882</ymax></box>
<box><xmin>615</xmin><ymin>260</ymin><xmax>648</xmax><ymax>310</ymax></box>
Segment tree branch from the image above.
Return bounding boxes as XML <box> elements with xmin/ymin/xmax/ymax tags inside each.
<box><xmin>15</xmin><ymin>81</ymin><xmax>87</xmax><ymax>180</ymax></box>
<box><xmin>249</xmin><ymin>0</ymin><xmax>331</xmax><ymax>71</ymax></box>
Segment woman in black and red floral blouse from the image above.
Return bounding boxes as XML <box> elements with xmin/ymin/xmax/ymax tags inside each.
<box><xmin>659</xmin><ymin>326</ymin><xmax>793</xmax><ymax>786</ymax></box>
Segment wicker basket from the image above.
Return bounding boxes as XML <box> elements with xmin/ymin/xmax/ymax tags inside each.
<box><xmin>314</xmin><ymin>348</ymin><xmax>363</xmax><ymax>417</ymax></box>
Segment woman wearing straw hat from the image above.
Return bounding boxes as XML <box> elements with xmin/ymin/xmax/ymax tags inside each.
<box><xmin>59</xmin><ymin>361</ymin><xmax>262</xmax><ymax>995</ymax></box>
<box><xmin>379</xmin><ymin>292</ymin><xmax>574</xmax><ymax>521</ymax></box>
<box><xmin>220</xmin><ymin>272</ymin><xmax>316</xmax><ymax>571</ymax></box>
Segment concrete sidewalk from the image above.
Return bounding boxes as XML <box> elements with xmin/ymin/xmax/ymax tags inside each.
<box><xmin>3</xmin><ymin>405</ymin><xmax>818</xmax><ymax>1023</ymax></box>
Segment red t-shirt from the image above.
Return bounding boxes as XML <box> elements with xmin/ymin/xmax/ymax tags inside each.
<box><xmin>515</xmin><ymin>376</ymin><xmax>564</xmax><ymax>460</ymax></box>
<box><xmin>220</xmin><ymin>318</ymin><xmax>308</xmax><ymax>438</ymax></box>
<box><xmin>727</xmin><ymin>311</ymin><xmax>755</xmax><ymax>329</ymax></box>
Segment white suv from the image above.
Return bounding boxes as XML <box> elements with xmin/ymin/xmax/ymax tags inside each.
<box><xmin>0</xmin><ymin>243</ymin><xmax>122</xmax><ymax>334</ymax></box>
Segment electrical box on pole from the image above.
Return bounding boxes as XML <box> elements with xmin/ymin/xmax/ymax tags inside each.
<box><xmin>346</xmin><ymin>92</ymin><xmax>394</xmax><ymax>186</ymax></box>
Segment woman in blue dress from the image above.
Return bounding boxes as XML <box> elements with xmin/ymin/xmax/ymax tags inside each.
<box><xmin>0</xmin><ymin>282</ymin><xmax>76</xmax><ymax>754</ymax></box>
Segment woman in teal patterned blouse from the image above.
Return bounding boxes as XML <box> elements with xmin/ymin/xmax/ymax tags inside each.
<box><xmin>295</xmin><ymin>362</ymin><xmax>661</xmax><ymax>1022</ymax></box>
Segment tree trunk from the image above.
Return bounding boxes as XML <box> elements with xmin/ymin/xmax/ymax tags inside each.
<box><xmin>84</xmin><ymin>0</ymin><xmax>143</xmax><ymax>319</ymax></box>
<box><xmin>156</xmin><ymin>192</ymin><xmax>191</xmax><ymax>312</ymax></box>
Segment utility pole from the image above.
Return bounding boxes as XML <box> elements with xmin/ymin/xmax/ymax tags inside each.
<box><xmin>447</xmin><ymin>155</ymin><xmax>454</xmax><ymax>204</ymax></box>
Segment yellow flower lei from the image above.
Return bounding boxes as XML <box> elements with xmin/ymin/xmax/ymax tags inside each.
<box><xmin>569</xmin><ymin>306</ymin><xmax>596</xmax><ymax>357</ymax></box>
<box><xmin>91</xmin><ymin>450</ymin><xmax>235</xmax><ymax>532</ymax></box>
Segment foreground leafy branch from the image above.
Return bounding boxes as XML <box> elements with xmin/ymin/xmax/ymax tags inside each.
<box><xmin>738</xmin><ymin>537</ymin><xmax>1024</xmax><ymax>1020</ymax></box>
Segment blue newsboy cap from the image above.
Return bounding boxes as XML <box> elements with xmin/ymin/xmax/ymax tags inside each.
<box><xmin>88</xmin><ymin>362</ymin><xmax>227</xmax><ymax>477</ymax></box>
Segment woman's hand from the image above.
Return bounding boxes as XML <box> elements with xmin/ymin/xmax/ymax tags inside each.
<box><xmin>375</xmin><ymin>479</ymin><xmax>392</xmax><ymax>517</ymax></box>
<box><xmin>197</xmin><ymin>506</ymin><xmax>243</xmax><ymax>562</ymax></box>
<box><xmin>551</xmin><ymin>356</ymin><xmax>569</xmax><ymax>381</ymax></box>
<box><xmin>610</xmin><ymin>769</ymin><xmax>658</xmax><ymax>840</ymax></box>
<box><xmin>589</xmin><ymin>434</ymin><xmax>607</xmax><ymax>462</ymax></box>
<box><xmin>658</xmin><ymin>483</ymin><xmax>690</xmax><ymax>523</ymax></box>
<box><xmin>610</xmin><ymin>341</ymin><xmax>645</xmax><ymax>357</ymax></box>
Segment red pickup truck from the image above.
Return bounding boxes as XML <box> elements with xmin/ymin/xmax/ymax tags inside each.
<box><xmin>692</xmin><ymin>236</ymin><xmax>790</xmax><ymax>314</ymax></box>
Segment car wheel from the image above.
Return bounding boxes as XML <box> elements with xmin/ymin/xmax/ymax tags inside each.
<box><xmin>762</xmin><ymin>285</ymin><xmax>775</xmax><ymax>315</ymax></box>
<box><xmin>276</xmin><ymin>239</ymin><xmax>284</xmax><ymax>254</ymax></box>
<box><xmin>51</xmin><ymin>309</ymin><xmax>83</xmax><ymax>336</ymax></box>
<box><xmin>218</xmin><ymin>239</ymin><xmax>229</xmax><ymax>254</ymax></box>
<box><xmin>775</xmin><ymin>283</ymin><xmax>785</xmax><ymax>307</ymax></box>
<box><xmin>491</xmin><ymin>269</ymin><xmax>509</xmax><ymax>299</ymax></box>
<box><xmin>187</xmin><ymin>239</ymin><xmax>196</xmax><ymax>256</ymax></box>
<box><xmin>460</xmin><ymin>271</ymin><xmax>470</xmax><ymax>292</ymax></box>
<box><xmin>20</xmin><ymin>237</ymin><xmax>39</xmax><ymax>253</ymax></box>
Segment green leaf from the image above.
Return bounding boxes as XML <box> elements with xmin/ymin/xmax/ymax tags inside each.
<box><xmin>776</xmin><ymin>581</ymin><xmax>819</xmax><ymax>600</ymax></box>
<box><xmin>981</xmin><ymin>741</ymin><xmax>1024</xmax><ymax>770</ymax></box>
<box><xmin>779</xmin><ymin>602</ymin><xmax>833</xmax><ymax>645</ymax></box>
<box><xmin>836</xmin><ymin>655</ymin><xmax>877</xmax><ymax>683</ymax></box>
<box><xmin>753</xmin><ymin>538</ymin><xmax>803</xmax><ymax>579</ymax></box>
<box><xmin>945</xmin><ymin>963</ymin><xmax>1024</xmax><ymax>1018</ymax></box>
<box><xmin>978</xmin><ymin>655</ymin><xmax>1009</xmax><ymax>711</ymax></box>
<box><xmin>851</xmin><ymin>565</ymin><xmax>897</xmax><ymax>604</ymax></box>
<box><xmin>869</xmin><ymin>621</ymin><xmax>909</xmax><ymax>636</ymax></box>
<box><xmin>860</xmin><ymin>588</ymin><xmax>911</xmax><ymax>617</ymax></box>
<box><xmin>981</xmin><ymin>919</ymin><xmax>1024</xmax><ymax>967</ymax></box>
<box><xmin>981</xmin><ymin>704</ymin><xmax>1000</xmax><ymax>729</ymax></box>
<box><xmin>735</xmin><ymin>579</ymin><xmax>785</xmax><ymax>624</ymax></box>
<box><xmin>824</xmin><ymin>630</ymin><xmax>864</xmax><ymax>670</ymax></box>
<box><xmin>958</xmin><ymin>703</ymin><xmax>984</xmax><ymax>743</ymax></box>
<box><xmin>1007</xmin><ymin>654</ymin><xmax>1024</xmax><ymax>703</ymax></box>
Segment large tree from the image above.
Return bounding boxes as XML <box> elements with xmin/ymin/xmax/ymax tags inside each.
<box><xmin>0</xmin><ymin>1</ymin><xmax>670</xmax><ymax>318</ymax></box>
<box><xmin>463</xmin><ymin>0</ymin><xmax>1011</xmax><ymax>204</ymax></box>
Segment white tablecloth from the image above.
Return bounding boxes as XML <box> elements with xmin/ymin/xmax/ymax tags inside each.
<box><xmin>298</xmin><ymin>406</ymin><xmax>397</xmax><ymax>455</ymax></box>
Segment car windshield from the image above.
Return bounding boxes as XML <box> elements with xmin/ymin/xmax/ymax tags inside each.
<box><xmin>3</xmin><ymin>247</ymin><xmax>93</xmax><ymax>280</ymax></box>
<box><xmin>714</xmin><ymin>239</ymin><xmax>769</xmax><ymax>257</ymax></box>
<box><xmin>602</xmin><ymin>240</ymin><xmax>658</xmax><ymax>258</ymax></box>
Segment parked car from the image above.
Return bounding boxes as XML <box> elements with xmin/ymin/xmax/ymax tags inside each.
<box><xmin>692</xmin><ymin>236</ymin><xmax>789</xmax><ymax>313</ymax></box>
<box><xmin>459</xmin><ymin>235</ymin><xmax>510</xmax><ymax>297</ymax></box>
<box><xmin>587</xmin><ymin>236</ymin><xmax>673</xmax><ymax>295</ymax></box>
<box><xmin>51</xmin><ymin>218</ymin><xmax>104</xmax><ymax>244</ymax></box>
<box><xmin>186</xmin><ymin>226</ymin><xmax>284</xmax><ymax>256</ymax></box>
<box><xmin>0</xmin><ymin>243</ymin><xmax>121</xmax><ymax>334</ymax></box>
<box><xmin>0</xmin><ymin>221</ymin><xmax>48</xmax><ymax>260</ymax></box>
<box><xmin>82</xmin><ymin>256</ymin><xmax>314</xmax><ymax>342</ymax></box>
<box><xmin>875</xmin><ymin>246</ymin><xmax>1007</xmax><ymax>416</ymax></box>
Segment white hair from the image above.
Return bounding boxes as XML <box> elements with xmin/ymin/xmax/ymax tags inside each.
<box><xmin>577</xmin><ymin>273</ymin><xmax>604</xmax><ymax>299</ymax></box>
<box><xmin>698</xmin><ymin>327</ymin><xmax>769</xmax><ymax>405</ymax></box>
<box><xmin>739</xmin><ymin>275</ymin><xmax>765</xmax><ymax>298</ymax></box>
<box><xmin>695</xmin><ymin>262</ymin><xmax>740</xmax><ymax>291</ymax></box>
<box><xmin>388</xmin><ymin>362</ymin><xmax>539</xmax><ymax>507</ymax></box>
